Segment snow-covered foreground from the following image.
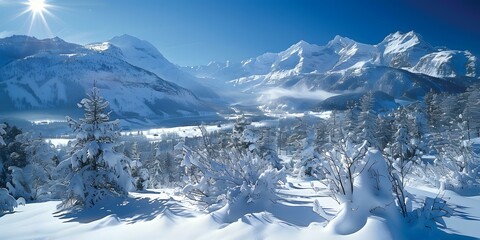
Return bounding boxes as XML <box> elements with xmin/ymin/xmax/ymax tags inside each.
<box><xmin>1</xmin><ymin>178</ymin><xmax>478</xmax><ymax>240</ymax></box>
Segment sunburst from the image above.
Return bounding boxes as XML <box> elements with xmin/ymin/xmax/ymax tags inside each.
<box><xmin>28</xmin><ymin>0</ymin><xmax>47</xmax><ymax>14</ymax></box>
<box><xmin>17</xmin><ymin>0</ymin><xmax>56</xmax><ymax>36</ymax></box>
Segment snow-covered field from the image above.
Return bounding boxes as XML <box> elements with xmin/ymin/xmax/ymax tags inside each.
<box><xmin>1</xmin><ymin>178</ymin><xmax>479</xmax><ymax>240</ymax></box>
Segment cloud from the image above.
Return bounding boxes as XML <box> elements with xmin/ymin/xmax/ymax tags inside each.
<box><xmin>258</xmin><ymin>87</ymin><xmax>337</xmax><ymax>102</ymax></box>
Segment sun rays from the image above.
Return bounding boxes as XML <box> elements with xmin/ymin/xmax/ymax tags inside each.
<box><xmin>17</xmin><ymin>0</ymin><xmax>56</xmax><ymax>37</ymax></box>
<box><xmin>27</xmin><ymin>0</ymin><xmax>47</xmax><ymax>14</ymax></box>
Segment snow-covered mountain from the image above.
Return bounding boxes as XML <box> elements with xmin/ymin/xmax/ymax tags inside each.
<box><xmin>102</xmin><ymin>35</ymin><xmax>222</xmax><ymax>101</ymax></box>
<box><xmin>184</xmin><ymin>31</ymin><xmax>479</xmax><ymax>111</ymax></box>
<box><xmin>0</xmin><ymin>36</ymin><xmax>213</xmax><ymax>122</ymax></box>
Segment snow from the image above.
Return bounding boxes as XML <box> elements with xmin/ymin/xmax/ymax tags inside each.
<box><xmin>107</xmin><ymin>34</ymin><xmax>220</xmax><ymax>101</ymax></box>
<box><xmin>382</xmin><ymin>31</ymin><xmax>423</xmax><ymax>55</ymax></box>
<box><xmin>0</xmin><ymin>35</ymin><xmax>212</xmax><ymax>121</ymax></box>
<box><xmin>181</xmin><ymin>30</ymin><xmax>479</xmax><ymax>113</ymax></box>
<box><xmin>1</xmin><ymin>31</ymin><xmax>480</xmax><ymax>240</ymax></box>
<box><xmin>122</xmin><ymin>123</ymin><xmax>232</xmax><ymax>140</ymax></box>
<box><xmin>411</xmin><ymin>50</ymin><xmax>479</xmax><ymax>78</ymax></box>
<box><xmin>1</xmin><ymin>178</ymin><xmax>478</xmax><ymax>239</ymax></box>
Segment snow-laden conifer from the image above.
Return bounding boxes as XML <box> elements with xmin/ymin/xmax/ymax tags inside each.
<box><xmin>59</xmin><ymin>85</ymin><xmax>133</xmax><ymax>209</ymax></box>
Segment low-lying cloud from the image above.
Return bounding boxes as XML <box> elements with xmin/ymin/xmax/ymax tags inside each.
<box><xmin>258</xmin><ymin>87</ymin><xmax>338</xmax><ymax>102</ymax></box>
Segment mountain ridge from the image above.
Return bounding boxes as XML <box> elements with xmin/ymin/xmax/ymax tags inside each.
<box><xmin>0</xmin><ymin>35</ymin><xmax>215</xmax><ymax>125</ymax></box>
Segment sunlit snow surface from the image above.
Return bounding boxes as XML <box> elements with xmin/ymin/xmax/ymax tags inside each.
<box><xmin>0</xmin><ymin>179</ymin><xmax>478</xmax><ymax>240</ymax></box>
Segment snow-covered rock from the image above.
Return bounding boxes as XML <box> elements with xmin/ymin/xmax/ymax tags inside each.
<box><xmin>412</xmin><ymin>50</ymin><xmax>479</xmax><ymax>78</ymax></box>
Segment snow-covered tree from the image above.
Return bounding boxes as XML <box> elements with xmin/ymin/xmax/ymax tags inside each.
<box><xmin>376</xmin><ymin>112</ymin><xmax>395</xmax><ymax>150</ymax></box>
<box><xmin>0</xmin><ymin>124</ymin><xmax>5</xmax><ymax>146</ymax></box>
<box><xmin>181</xmin><ymin>126</ymin><xmax>286</xmax><ymax>209</ymax></box>
<box><xmin>462</xmin><ymin>84</ymin><xmax>480</xmax><ymax>139</ymax></box>
<box><xmin>436</xmin><ymin>117</ymin><xmax>480</xmax><ymax>191</ymax></box>
<box><xmin>357</xmin><ymin>92</ymin><xmax>378</xmax><ymax>148</ymax></box>
<box><xmin>130</xmin><ymin>142</ymin><xmax>149</xmax><ymax>190</ymax></box>
<box><xmin>424</xmin><ymin>90</ymin><xmax>442</xmax><ymax>131</ymax></box>
<box><xmin>0</xmin><ymin>188</ymin><xmax>17</xmax><ymax>215</ymax></box>
<box><xmin>0</xmin><ymin>124</ymin><xmax>27</xmax><ymax>195</ymax></box>
<box><xmin>257</xmin><ymin>127</ymin><xmax>283</xmax><ymax>170</ymax></box>
<box><xmin>6</xmin><ymin>133</ymin><xmax>58</xmax><ymax>201</ymax></box>
<box><xmin>0</xmin><ymin>124</ymin><xmax>27</xmax><ymax>186</ymax></box>
<box><xmin>319</xmin><ymin>138</ymin><xmax>368</xmax><ymax>203</ymax></box>
<box><xmin>322</xmin><ymin>150</ymin><xmax>399</xmax><ymax>234</ymax></box>
<box><xmin>294</xmin><ymin>126</ymin><xmax>321</xmax><ymax>178</ymax></box>
<box><xmin>342</xmin><ymin>105</ymin><xmax>359</xmax><ymax>141</ymax></box>
<box><xmin>383</xmin><ymin>108</ymin><xmax>422</xmax><ymax>217</ymax></box>
<box><xmin>59</xmin><ymin>85</ymin><xmax>133</xmax><ymax>209</ymax></box>
<box><xmin>231</xmin><ymin>115</ymin><xmax>254</xmax><ymax>150</ymax></box>
<box><xmin>0</xmin><ymin>125</ymin><xmax>17</xmax><ymax>215</ymax></box>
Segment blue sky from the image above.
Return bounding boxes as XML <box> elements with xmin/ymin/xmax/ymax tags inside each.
<box><xmin>0</xmin><ymin>0</ymin><xmax>479</xmax><ymax>66</ymax></box>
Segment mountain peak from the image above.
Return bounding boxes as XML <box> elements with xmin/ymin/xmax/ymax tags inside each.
<box><xmin>379</xmin><ymin>30</ymin><xmax>432</xmax><ymax>56</ymax></box>
<box><xmin>108</xmin><ymin>34</ymin><xmax>167</xmax><ymax>62</ymax></box>
<box><xmin>110</xmin><ymin>34</ymin><xmax>141</xmax><ymax>42</ymax></box>
<box><xmin>327</xmin><ymin>35</ymin><xmax>355</xmax><ymax>48</ymax></box>
<box><xmin>382</xmin><ymin>31</ymin><xmax>427</xmax><ymax>46</ymax></box>
<box><xmin>293</xmin><ymin>40</ymin><xmax>311</xmax><ymax>47</ymax></box>
<box><xmin>286</xmin><ymin>40</ymin><xmax>316</xmax><ymax>52</ymax></box>
<box><xmin>390</xmin><ymin>30</ymin><xmax>421</xmax><ymax>40</ymax></box>
<box><xmin>109</xmin><ymin>34</ymin><xmax>150</xmax><ymax>47</ymax></box>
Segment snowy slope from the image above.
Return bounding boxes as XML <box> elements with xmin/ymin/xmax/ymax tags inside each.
<box><xmin>106</xmin><ymin>35</ymin><xmax>222</xmax><ymax>101</ymax></box>
<box><xmin>0</xmin><ymin>180</ymin><xmax>477</xmax><ymax>240</ymax></box>
<box><xmin>0</xmin><ymin>36</ymin><xmax>212</xmax><ymax>121</ymax></box>
<box><xmin>376</xmin><ymin>31</ymin><xmax>434</xmax><ymax>68</ymax></box>
<box><xmin>412</xmin><ymin>50</ymin><xmax>479</xmax><ymax>78</ymax></box>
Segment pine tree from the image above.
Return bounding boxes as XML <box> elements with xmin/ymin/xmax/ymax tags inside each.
<box><xmin>343</xmin><ymin>105</ymin><xmax>358</xmax><ymax>141</ymax></box>
<box><xmin>424</xmin><ymin>90</ymin><xmax>443</xmax><ymax>132</ymax></box>
<box><xmin>294</xmin><ymin>126</ymin><xmax>320</xmax><ymax>177</ymax></box>
<box><xmin>0</xmin><ymin>124</ymin><xmax>5</xmax><ymax>146</ymax></box>
<box><xmin>0</xmin><ymin>124</ymin><xmax>26</xmax><ymax>189</ymax></box>
<box><xmin>383</xmin><ymin>107</ymin><xmax>422</xmax><ymax>217</ymax></box>
<box><xmin>0</xmin><ymin>123</ymin><xmax>17</xmax><ymax>215</ymax></box>
<box><xmin>130</xmin><ymin>142</ymin><xmax>149</xmax><ymax>190</ymax></box>
<box><xmin>6</xmin><ymin>133</ymin><xmax>57</xmax><ymax>201</ymax></box>
<box><xmin>462</xmin><ymin>84</ymin><xmax>480</xmax><ymax>139</ymax></box>
<box><xmin>357</xmin><ymin>92</ymin><xmax>378</xmax><ymax>148</ymax></box>
<box><xmin>59</xmin><ymin>85</ymin><xmax>133</xmax><ymax>209</ymax></box>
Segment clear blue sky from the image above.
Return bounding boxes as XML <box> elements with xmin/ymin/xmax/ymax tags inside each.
<box><xmin>0</xmin><ymin>0</ymin><xmax>479</xmax><ymax>66</ymax></box>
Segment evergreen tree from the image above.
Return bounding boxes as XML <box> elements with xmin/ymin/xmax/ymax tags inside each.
<box><xmin>6</xmin><ymin>133</ymin><xmax>58</xmax><ymax>201</ymax></box>
<box><xmin>462</xmin><ymin>84</ymin><xmax>480</xmax><ymax>139</ymax></box>
<box><xmin>130</xmin><ymin>142</ymin><xmax>149</xmax><ymax>190</ymax></box>
<box><xmin>0</xmin><ymin>124</ymin><xmax>5</xmax><ymax>146</ymax></box>
<box><xmin>376</xmin><ymin>112</ymin><xmax>395</xmax><ymax>150</ymax></box>
<box><xmin>257</xmin><ymin>127</ymin><xmax>283</xmax><ymax>170</ymax></box>
<box><xmin>294</xmin><ymin>126</ymin><xmax>320</xmax><ymax>177</ymax></box>
<box><xmin>231</xmin><ymin>115</ymin><xmax>252</xmax><ymax>150</ymax></box>
<box><xmin>59</xmin><ymin>85</ymin><xmax>133</xmax><ymax>209</ymax></box>
<box><xmin>0</xmin><ymin>124</ymin><xmax>26</xmax><ymax>189</ymax></box>
<box><xmin>357</xmin><ymin>92</ymin><xmax>378</xmax><ymax>148</ymax></box>
<box><xmin>383</xmin><ymin>107</ymin><xmax>422</xmax><ymax>217</ymax></box>
<box><xmin>424</xmin><ymin>90</ymin><xmax>443</xmax><ymax>132</ymax></box>
<box><xmin>0</xmin><ymin>123</ymin><xmax>17</xmax><ymax>215</ymax></box>
<box><xmin>343</xmin><ymin>105</ymin><xmax>358</xmax><ymax>141</ymax></box>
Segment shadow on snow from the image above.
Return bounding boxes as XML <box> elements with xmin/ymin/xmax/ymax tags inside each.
<box><xmin>53</xmin><ymin>194</ymin><xmax>194</xmax><ymax>224</ymax></box>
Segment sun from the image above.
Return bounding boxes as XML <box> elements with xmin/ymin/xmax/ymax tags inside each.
<box><xmin>27</xmin><ymin>0</ymin><xmax>47</xmax><ymax>14</ymax></box>
<box><xmin>17</xmin><ymin>0</ymin><xmax>56</xmax><ymax>37</ymax></box>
